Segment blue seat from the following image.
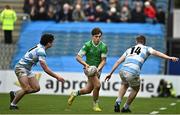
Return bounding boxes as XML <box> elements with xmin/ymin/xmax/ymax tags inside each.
<box><xmin>11</xmin><ymin>22</ymin><xmax>165</xmax><ymax>74</ymax></box>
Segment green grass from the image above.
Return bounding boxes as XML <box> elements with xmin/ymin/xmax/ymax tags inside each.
<box><xmin>0</xmin><ymin>93</ymin><xmax>179</xmax><ymax>114</ymax></box>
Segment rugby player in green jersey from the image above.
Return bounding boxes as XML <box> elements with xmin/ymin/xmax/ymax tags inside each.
<box><xmin>68</xmin><ymin>27</ymin><xmax>108</xmax><ymax>112</ymax></box>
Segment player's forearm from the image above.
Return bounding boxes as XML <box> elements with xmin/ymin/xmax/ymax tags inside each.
<box><xmin>40</xmin><ymin>61</ymin><xmax>58</xmax><ymax>79</ymax></box>
<box><xmin>76</xmin><ymin>55</ymin><xmax>88</xmax><ymax>67</ymax></box>
<box><xmin>110</xmin><ymin>56</ymin><xmax>124</xmax><ymax>75</ymax></box>
<box><xmin>110</xmin><ymin>62</ymin><xmax>120</xmax><ymax>75</ymax></box>
<box><xmin>97</xmin><ymin>59</ymin><xmax>106</xmax><ymax>71</ymax></box>
<box><xmin>153</xmin><ymin>50</ymin><xmax>171</xmax><ymax>60</ymax></box>
<box><xmin>44</xmin><ymin>67</ymin><xmax>58</xmax><ymax>79</ymax></box>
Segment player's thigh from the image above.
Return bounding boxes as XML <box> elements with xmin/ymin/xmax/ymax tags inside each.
<box><xmin>15</xmin><ymin>67</ymin><xmax>31</xmax><ymax>89</ymax></box>
<box><xmin>119</xmin><ymin>71</ymin><xmax>129</xmax><ymax>86</ymax></box>
<box><xmin>79</xmin><ymin>78</ymin><xmax>94</xmax><ymax>93</ymax></box>
<box><xmin>89</xmin><ymin>75</ymin><xmax>100</xmax><ymax>88</ymax></box>
<box><xmin>119</xmin><ymin>71</ymin><xmax>140</xmax><ymax>88</ymax></box>
<box><xmin>29</xmin><ymin>77</ymin><xmax>40</xmax><ymax>90</ymax></box>
<box><xmin>81</xmin><ymin>71</ymin><xmax>93</xmax><ymax>90</ymax></box>
<box><xmin>18</xmin><ymin>76</ymin><xmax>31</xmax><ymax>90</ymax></box>
<box><xmin>126</xmin><ymin>75</ymin><xmax>140</xmax><ymax>89</ymax></box>
<box><xmin>86</xmin><ymin>79</ymin><xmax>94</xmax><ymax>90</ymax></box>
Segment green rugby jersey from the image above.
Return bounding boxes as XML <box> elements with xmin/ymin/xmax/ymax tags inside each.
<box><xmin>78</xmin><ymin>40</ymin><xmax>108</xmax><ymax>67</ymax></box>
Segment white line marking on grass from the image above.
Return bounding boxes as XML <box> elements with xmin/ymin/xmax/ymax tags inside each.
<box><xmin>150</xmin><ymin>111</ymin><xmax>159</xmax><ymax>114</ymax></box>
<box><xmin>170</xmin><ymin>103</ymin><xmax>176</xmax><ymax>106</ymax></box>
<box><xmin>159</xmin><ymin>107</ymin><xmax>167</xmax><ymax>110</ymax></box>
<box><xmin>150</xmin><ymin>101</ymin><xmax>178</xmax><ymax>114</ymax></box>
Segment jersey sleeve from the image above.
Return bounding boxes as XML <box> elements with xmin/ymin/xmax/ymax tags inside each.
<box><xmin>37</xmin><ymin>48</ymin><xmax>46</xmax><ymax>61</ymax></box>
<box><xmin>147</xmin><ymin>46</ymin><xmax>155</xmax><ymax>54</ymax></box>
<box><xmin>78</xmin><ymin>44</ymin><xmax>87</xmax><ymax>57</ymax></box>
<box><xmin>101</xmin><ymin>45</ymin><xmax>108</xmax><ymax>58</ymax></box>
<box><xmin>122</xmin><ymin>49</ymin><xmax>129</xmax><ymax>57</ymax></box>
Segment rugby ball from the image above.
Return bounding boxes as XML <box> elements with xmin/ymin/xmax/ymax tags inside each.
<box><xmin>86</xmin><ymin>66</ymin><xmax>97</xmax><ymax>77</ymax></box>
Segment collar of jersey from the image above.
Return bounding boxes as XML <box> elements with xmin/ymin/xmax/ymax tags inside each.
<box><xmin>92</xmin><ymin>40</ymin><xmax>101</xmax><ymax>47</ymax></box>
<box><xmin>137</xmin><ymin>43</ymin><xmax>144</xmax><ymax>46</ymax></box>
<box><xmin>38</xmin><ymin>43</ymin><xmax>45</xmax><ymax>49</ymax></box>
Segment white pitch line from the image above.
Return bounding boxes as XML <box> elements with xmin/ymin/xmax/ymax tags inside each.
<box><xmin>149</xmin><ymin>111</ymin><xmax>159</xmax><ymax>114</ymax></box>
<box><xmin>150</xmin><ymin>101</ymin><xmax>178</xmax><ymax>114</ymax></box>
<box><xmin>159</xmin><ymin>107</ymin><xmax>167</xmax><ymax>110</ymax></box>
<box><xmin>170</xmin><ymin>103</ymin><xmax>176</xmax><ymax>106</ymax></box>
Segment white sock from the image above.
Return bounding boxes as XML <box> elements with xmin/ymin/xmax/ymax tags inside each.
<box><xmin>95</xmin><ymin>99</ymin><xmax>99</xmax><ymax>103</ymax></box>
<box><xmin>10</xmin><ymin>103</ymin><xmax>16</xmax><ymax>106</ymax></box>
<box><xmin>124</xmin><ymin>103</ymin><xmax>129</xmax><ymax>109</ymax></box>
<box><xmin>115</xmin><ymin>97</ymin><xmax>121</xmax><ymax>104</ymax></box>
<box><xmin>75</xmin><ymin>90</ymin><xmax>81</xmax><ymax>96</ymax></box>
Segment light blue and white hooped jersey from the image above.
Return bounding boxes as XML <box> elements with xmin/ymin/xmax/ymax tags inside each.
<box><xmin>17</xmin><ymin>44</ymin><xmax>46</xmax><ymax>70</ymax></box>
<box><xmin>121</xmin><ymin>44</ymin><xmax>154</xmax><ymax>75</ymax></box>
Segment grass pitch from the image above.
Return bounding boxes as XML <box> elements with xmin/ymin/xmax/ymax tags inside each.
<box><xmin>0</xmin><ymin>93</ymin><xmax>179</xmax><ymax>114</ymax></box>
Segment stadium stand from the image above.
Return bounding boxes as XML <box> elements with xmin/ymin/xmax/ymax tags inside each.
<box><xmin>0</xmin><ymin>0</ymin><xmax>26</xmax><ymax>69</ymax></box>
<box><xmin>0</xmin><ymin>43</ymin><xmax>16</xmax><ymax>69</ymax></box>
<box><xmin>11</xmin><ymin>21</ymin><xmax>165</xmax><ymax>74</ymax></box>
<box><xmin>0</xmin><ymin>0</ymin><xmax>169</xmax><ymax>74</ymax></box>
<box><xmin>22</xmin><ymin>0</ymin><xmax>167</xmax><ymax>24</ymax></box>
<box><xmin>0</xmin><ymin>0</ymin><xmax>24</xmax><ymax>43</ymax></box>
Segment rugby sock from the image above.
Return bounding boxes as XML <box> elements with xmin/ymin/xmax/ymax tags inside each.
<box><xmin>76</xmin><ymin>90</ymin><xmax>81</xmax><ymax>96</ymax></box>
<box><xmin>115</xmin><ymin>97</ymin><xmax>121</xmax><ymax>105</ymax></box>
<box><xmin>94</xmin><ymin>99</ymin><xmax>99</xmax><ymax>103</ymax></box>
<box><xmin>93</xmin><ymin>100</ymin><xmax>99</xmax><ymax>106</ymax></box>
<box><xmin>124</xmin><ymin>103</ymin><xmax>129</xmax><ymax>109</ymax></box>
<box><xmin>10</xmin><ymin>103</ymin><xmax>17</xmax><ymax>106</ymax></box>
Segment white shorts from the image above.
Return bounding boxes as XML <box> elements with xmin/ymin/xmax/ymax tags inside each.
<box><xmin>15</xmin><ymin>64</ymin><xmax>35</xmax><ymax>78</ymax></box>
<box><xmin>119</xmin><ymin>70</ymin><xmax>140</xmax><ymax>87</ymax></box>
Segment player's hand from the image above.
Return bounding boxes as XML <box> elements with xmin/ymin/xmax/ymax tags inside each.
<box><xmin>97</xmin><ymin>67</ymin><xmax>101</xmax><ymax>73</ymax></box>
<box><xmin>84</xmin><ymin>64</ymin><xmax>90</xmax><ymax>70</ymax></box>
<box><xmin>170</xmin><ymin>57</ymin><xmax>179</xmax><ymax>62</ymax></box>
<box><xmin>56</xmin><ymin>75</ymin><xmax>65</xmax><ymax>83</ymax></box>
<box><xmin>105</xmin><ymin>74</ymin><xmax>112</xmax><ymax>82</ymax></box>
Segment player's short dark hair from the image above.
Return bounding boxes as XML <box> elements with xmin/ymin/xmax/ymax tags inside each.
<box><xmin>40</xmin><ymin>34</ymin><xmax>54</xmax><ymax>46</ymax></box>
<box><xmin>91</xmin><ymin>27</ymin><xmax>103</xmax><ymax>36</ymax></box>
<box><xmin>136</xmin><ymin>35</ymin><xmax>146</xmax><ymax>45</ymax></box>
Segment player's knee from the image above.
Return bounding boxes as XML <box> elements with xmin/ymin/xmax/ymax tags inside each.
<box><xmin>132</xmin><ymin>85</ymin><xmax>140</xmax><ymax>91</ymax></box>
<box><xmin>85</xmin><ymin>88</ymin><xmax>93</xmax><ymax>93</ymax></box>
<box><xmin>23</xmin><ymin>86</ymin><xmax>32</xmax><ymax>93</ymax></box>
<box><xmin>94</xmin><ymin>83</ymin><xmax>101</xmax><ymax>90</ymax></box>
<box><xmin>33</xmin><ymin>86</ymin><xmax>40</xmax><ymax>92</ymax></box>
<box><xmin>86</xmin><ymin>89</ymin><xmax>92</xmax><ymax>94</ymax></box>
